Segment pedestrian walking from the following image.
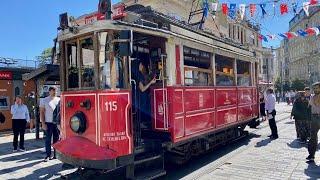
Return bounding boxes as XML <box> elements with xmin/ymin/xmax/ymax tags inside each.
<box><xmin>26</xmin><ymin>92</ymin><xmax>36</xmax><ymax>133</ymax></box>
<box><xmin>289</xmin><ymin>90</ymin><xmax>296</xmax><ymax>105</ymax></box>
<box><xmin>259</xmin><ymin>92</ymin><xmax>266</xmax><ymax>121</ymax></box>
<box><xmin>11</xmin><ymin>96</ymin><xmax>30</xmax><ymax>152</ymax></box>
<box><xmin>306</xmin><ymin>82</ymin><xmax>320</xmax><ymax>161</ymax></box>
<box><xmin>285</xmin><ymin>92</ymin><xmax>290</xmax><ymax>105</ymax></box>
<box><xmin>276</xmin><ymin>91</ymin><xmax>281</xmax><ymax>104</ymax></box>
<box><xmin>265</xmin><ymin>88</ymin><xmax>278</xmax><ymax>139</ymax></box>
<box><xmin>40</xmin><ymin>87</ymin><xmax>60</xmax><ymax>162</ymax></box>
<box><xmin>290</xmin><ymin>92</ymin><xmax>310</xmax><ymax>143</ymax></box>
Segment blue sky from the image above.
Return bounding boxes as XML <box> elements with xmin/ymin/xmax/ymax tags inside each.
<box><xmin>0</xmin><ymin>0</ymin><xmax>298</xmax><ymax>60</ymax></box>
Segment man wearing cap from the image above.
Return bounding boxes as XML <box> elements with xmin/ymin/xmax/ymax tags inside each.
<box><xmin>40</xmin><ymin>86</ymin><xmax>60</xmax><ymax>162</ymax></box>
<box><xmin>306</xmin><ymin>82</ymin><xmax>320</xmax><ymax>161</ymax></box>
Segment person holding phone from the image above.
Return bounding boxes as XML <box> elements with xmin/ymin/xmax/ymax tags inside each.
<box><xmin>11</xmin><ymin>96</ymin><xmax>30</xmax><ymax>152</ymax></box>
<box><xmin>137</xmin><ymin>61</ymin><xmax>156</xmax><ymax>129</ymax></box>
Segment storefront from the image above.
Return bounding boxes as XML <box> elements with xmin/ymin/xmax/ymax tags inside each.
<box><xmin>0</xmin><ymin>68</ymin><xmax>36</xmax><ymax>131</ymax></box>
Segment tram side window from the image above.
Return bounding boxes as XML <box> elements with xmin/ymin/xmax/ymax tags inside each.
<box><xmin>237</xmin><ymin>60</ymin><xmax>251</xmax><ymax>86</ymax></box>
<box><xmin>215</xmin><ymin>55</ymin><xmax>235</xmax><ymax>86</ymax></box>
<box><xmin>183</xmin><ymin>47</ymin><xmax>212</xmax><ymax>86</ymax></box>
<box><xmin>80</xmin><ymin>37</ymin><xmax>95</xmax><ymax>88</ymax></box>
<box><xmin>67</xmin><ymin>42</ymin><xmax>79</xmax><ymax>89</ymax></box>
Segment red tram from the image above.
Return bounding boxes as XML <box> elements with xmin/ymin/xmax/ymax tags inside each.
<box><xmin>53</xmin><ymin>3</ymin><xmax>260</xmax><ymax>179</ymax></box>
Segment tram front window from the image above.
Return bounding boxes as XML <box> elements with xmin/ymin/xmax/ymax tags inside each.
<box><xmin>80</xmin><ymin>37</ymin><xmax>95</xmax><ymax>88</ymax></box>
<box><xmin>99</xmin><ymin>32</ymin><xmax>125</xmax><ymax>89</ymax></box>
<box><xmin>67</xmin><ymin>42</ymin><xmax>79</xmax><ymax>89</ymax></box>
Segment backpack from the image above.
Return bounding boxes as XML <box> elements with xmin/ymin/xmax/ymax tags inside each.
<box><xmin>0</xmin><ymin>112</ymin><xmax>5</xmax><ymax>123</ymax></box>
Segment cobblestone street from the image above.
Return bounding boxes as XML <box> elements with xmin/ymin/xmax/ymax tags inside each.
<box><xmin>0</xmin><ymin>103</ymin><xmax>320</xmax><ymax>180</ymax></box>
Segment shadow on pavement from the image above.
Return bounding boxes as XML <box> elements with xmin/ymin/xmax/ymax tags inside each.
<box><xmin>0</xmin><ymin>138</ymin><xmax>44</xmax><ymax>156</ymax></box>
<box><xmin>164</xmin><ymin>134</ymin><xmax>253</xmax><ymax>179</ymax></box>
<box><xmin>305</xmin><ymin>161</ymin><xmax>320</xmax><ymax>179</ymax></box>
<box><xmin>7</xmin><ymin>163</ymin><xmax>63</xmax><ymax>180</ymax></box>
<box><xmin>0</xmin><ymin>149</ymin><xmax>44</xmax><ymax>162</ymax></box>
<box><xmin>284</xmin><ymin>121</ymin><xmax>295</xmax><ymax>124</ymax></box>
<box><xmin>286</xmin><ymin>139</ymin><xmax>307</xmax><ymax>149</ymax></box>
<box><xmin>254</xmin><ymin>138</ymin><xmax>271</xmax><ymax>147</ymax></box>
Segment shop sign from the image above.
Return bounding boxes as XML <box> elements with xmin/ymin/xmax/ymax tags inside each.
<box><xmin>0</xmin><ymin>71</ymin><xmax>12</xmax><ymax>80</ymax></box>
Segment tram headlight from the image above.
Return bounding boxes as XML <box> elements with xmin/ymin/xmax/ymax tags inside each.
<box><xmin>70</xmin><ymin>112</ymin><xmax>87</xmax><ymax>134</ymax></box>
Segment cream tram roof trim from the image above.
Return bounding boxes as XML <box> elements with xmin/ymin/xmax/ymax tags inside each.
<box><xmin>58</xmin><ymin>20</ymin><xmax>255</xmax><ymax>62</ymax></box>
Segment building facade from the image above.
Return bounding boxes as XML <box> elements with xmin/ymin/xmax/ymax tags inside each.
<box><xmin>287</xmin><ymin>6</ymin><xmax>320</xmax><ymax>84</ymax></box>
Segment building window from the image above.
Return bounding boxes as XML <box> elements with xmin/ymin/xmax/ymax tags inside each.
<box><xmin>215</xmin><ymin>55</ymin><xmax>235</xmax><ymax>86</ymax></box>
<box><xmin>237</xmin><ymin>26</ymin><xmax>240</xmax><ymax>40</ymax></box>
<box><xmin>0</xmin><ymin>96</ymin><xmax>9</xmax><ymax>110</ymax></box>
<box><xmin>183</xmin><ymin>47</ymin><xmax>212</xmax><ymax>86</ymax></box>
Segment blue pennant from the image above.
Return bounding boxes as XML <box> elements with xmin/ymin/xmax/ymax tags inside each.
<box><xmin>297</xmin><ymin>30</ymin><xmax>308</xmax><ymax>37</ymax></box>
<box><xmin>229</xmin><ymin>4</ymin><xmax>237</xmax><ymax>19</ymax></box>
<box><xmin>260</xmin><ymin>4</ymin><xmax>267</xmax><ymax>17</ymax></box>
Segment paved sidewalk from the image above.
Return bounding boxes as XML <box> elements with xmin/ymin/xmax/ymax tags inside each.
<box><xmin>183</xmin><ymin>104</ymin><xmax>320</xmax><ymax>180</ymax></box>
<box><xmin>0</xmin><ymin>132</ymin><xmax>76</xmax><ymax>180</ymax></box>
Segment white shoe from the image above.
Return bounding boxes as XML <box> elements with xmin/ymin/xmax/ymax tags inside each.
<box><xmin>13</xmin><ymin>149</ymin><xmax>18</xmax><ymax>152</ymax></box>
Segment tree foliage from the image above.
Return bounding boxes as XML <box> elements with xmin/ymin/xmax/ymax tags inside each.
<box><xmin>291</xmin><ymin>78</ymin><xmax>305</xmax><ymax>91</ymax></box>
<box><xmin>36</xmin><ymin>48</ymin><xmax>52</xmax><ymax>66</ymax></box>
<box><xmin>274</xmin><ymin>77</ymin><xmax>281</xmax><ymax>92</ymax></box>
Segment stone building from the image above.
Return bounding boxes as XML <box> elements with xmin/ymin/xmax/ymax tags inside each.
<box><xmin>120</xmin><ymin>0</ymin><xmax>273</xmax><ymax>83</ymax></box>
<box><xmin>287</xmin><ymin>6</ymin><xmax>320</xmax><ymax>84</ymax></box>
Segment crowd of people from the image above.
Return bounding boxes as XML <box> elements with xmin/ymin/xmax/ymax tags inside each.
<box><xmin>260</xmin><ymin>82</ymin><xmax>320</xmax><ymax>162</ymax></box>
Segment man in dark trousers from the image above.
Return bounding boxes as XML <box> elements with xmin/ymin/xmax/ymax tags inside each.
<box><xmin>265</xmin><ymin>88</ymin><xmax>278</xmax><ymax>139</ymax></box>
<box><xmin>306</xmin><ymin>82</ymin><xmax>320</xmax><ymax>161</ymax></box>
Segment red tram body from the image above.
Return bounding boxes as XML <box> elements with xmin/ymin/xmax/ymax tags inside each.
<box><xmin>53</xmin><ymin>3</ymin><xmax>260</xmax><ymax>179</ymax></box>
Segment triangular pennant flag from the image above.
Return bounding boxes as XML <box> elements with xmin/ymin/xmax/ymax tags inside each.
<box><xmin>222</xmin><ymin>3</ymin><xmax>228</xmax><ymax>15</ymax></box>
<box><xmin>260</xmin><ymin>4</ymin><xmax>267</xmax><ymax>17</ymax></box>
<box><xmin>303</xmin><ymin>2</ymin><xmax>310</xmax><ymax>16</ymax></box>
<box><xmin>210</xmin><ymin>2</ymin><xmax>218</xmax><ymax>17</ymax></box>
<box><xmin>310</xmin><ymin>0</ymin><xmax>318</xmax><ymax>5</ymax></box>
<box><xmin>278</xmin><ymin>33</ymin><xmax>288</xmax><ymax>39</ymax></box>
<box><xmin>311</xmin><ymin>27</ymin><xmax>320</xmax><ymax>35</ymax></box>
<box><xmin>297</xmin><ymin>29</ymin><xmax>308</xmax><ymax>37</ymax></box>
<box><xmin>267</xmin><ymin>34</ymin><xmax>276</xmax><ymax>40</ymax></box>
<box><xmin>305</xmin><ymin>28</ymin><xmax>316</xmax><ymax>35</ymax></box>
<box><xmin>292</xmin><ymin>2</ymin><xmax>298</xmax><ymax>14</ymax></box>
<box><xmin>229</xmin><ymin>4</ymin><xmax>237</xmax><ymax>19</ymax></box>
<box><xmin>285</xmin><ymin>32</ymin><xmax>298</xmax><ymax>39</ymax></box>
<box><xmin>280</xmin><ymin>4</ymin><xmax>288</xmax><ymax>15</ymax></box>
<box><xmin>203</xmin><ymin>0</ymin><xmax>209</xmax><ymax>18</ymax></box>
<box><xmin>258</xmin><ymin>34</ymin><xmax>268</xmax><ymax>42</ymax></box>
<box><xmin>239</xmin><ymin>4</ymin><xmax>246</xmax><ymax>20</ymax></box>
<box><xmin>250</xmin><ymin>4</ymin><xmax>256</xmax><ymax>17</ymax></box>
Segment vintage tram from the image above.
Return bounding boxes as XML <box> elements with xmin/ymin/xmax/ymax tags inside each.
<box><xmin>53</xmin><ymin>2</ymin><xmax>260</xmax><ymax>179</ymax></box>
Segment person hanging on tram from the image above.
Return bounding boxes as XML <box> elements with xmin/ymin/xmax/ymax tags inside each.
<box><xmin>137</xmin><ymin>61</ymin><xmax>156</xmax><ymax>129</ymax></box>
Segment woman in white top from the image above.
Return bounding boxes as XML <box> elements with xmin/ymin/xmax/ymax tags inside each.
<box><xmin>11</xmin><ymin>96</ymin><xmax>30</xmax><ymax>152</ymax></box>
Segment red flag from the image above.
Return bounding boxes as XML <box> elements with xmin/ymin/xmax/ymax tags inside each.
<box><xmin>306</xmin><ymin>28</ymin><xmax>316</xmax><ymax>35</ymax></box>
<box><xmin>280</xmin><ymin>4</ymin><xmax>288</xmax><ymax>15</ymax></box>
<box><xmin>284</xmin><ymin>32</ymin><xmax>297</xmax><ymax>39</ymax></box>
<box><xmin>250</xmin><ymin>4</ymin><xmax>256</xmax><ymax>17</ymax></box>
<box><xmin>222</xmin><ymin>3</ymin><xmax>228</xmax><ymax>15</ymax></box>
<box><xmin>310</xmin><ymin>0</ymin><xmax>318</xmax><ymax>5</ymax></box>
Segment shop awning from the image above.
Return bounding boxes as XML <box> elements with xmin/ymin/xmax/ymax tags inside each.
<box><xmin>22</xmin><ymin>64</ymin><xmax>60</xmax><ymax>81</ymax></box>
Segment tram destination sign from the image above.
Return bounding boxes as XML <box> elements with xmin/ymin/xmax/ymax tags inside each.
<box><xmin>0</xmin><ymin>71</ymin><xmax>12</xmax><ymax>80</ymax></box>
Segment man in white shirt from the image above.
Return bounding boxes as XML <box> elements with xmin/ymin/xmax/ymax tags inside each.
<box><xmin>40</xmin><ymin>86</ymin><xmax>60</xmax><ymax>162</ymax></box>
<box><xmin>265</xmin><ymin>88</ymin><xmax>278</xmax><ymax>139</ymax></box>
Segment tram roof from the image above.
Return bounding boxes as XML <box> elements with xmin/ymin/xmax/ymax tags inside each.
<box><xmin>58</xmin><ymin>8</ymin><xmax>256</xmax><ymax>61</ymax></box>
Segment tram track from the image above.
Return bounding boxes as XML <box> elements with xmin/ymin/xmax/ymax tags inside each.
<box><xmin>182</xmin><ymin>110</ymin><xmax>292</xmax><ymax>180</ymax></box>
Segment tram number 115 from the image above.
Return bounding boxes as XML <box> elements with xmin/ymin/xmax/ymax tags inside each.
<box><xmin>105</xmin><ymin>101</ymin><xmax>118</xmax><ymax>111</ymax></box>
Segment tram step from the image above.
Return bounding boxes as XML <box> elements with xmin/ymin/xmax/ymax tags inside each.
<box><xmin>135</xmin><ymin>169</ymin><xmax>166</xmax><ymax>180</ymax></box>
<box><xmin>134</xmin><ymin>154</ymin><xmax>162</xmax><ymax>165</ymax></box>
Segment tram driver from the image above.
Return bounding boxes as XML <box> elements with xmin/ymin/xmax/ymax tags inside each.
<box><xmin>137</xmin><ymin>61</ymin><xmax>156</xmax><ymax>129</ymax></box>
